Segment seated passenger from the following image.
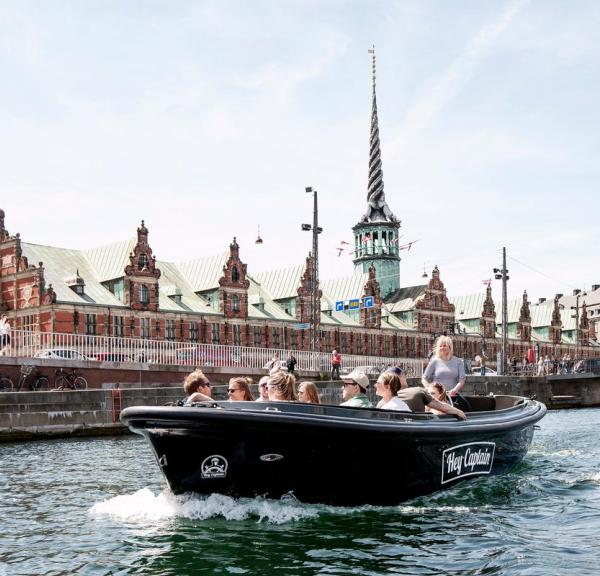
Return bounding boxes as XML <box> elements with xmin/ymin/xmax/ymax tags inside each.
<box><xmin>255</xmin><ymin>375</ymin><xmax>270</xmax><ymax>402</ymax></box>
<box><xmin>183</xmin><ymin>369</ymin><xmax>212</xmax><ymax>404</ymax></box>
<box><xmin>298</xmin><ymin>381</ymin><xmax>321</xmax><ymax>404</ymax></box>
<box><xmin>425</xmin><ymin>382</ymin><xmax>452</xmax><ymax>415</ymax></box>
<box><xmin>395</xmin><ymin>378</ymin><xmax>465</xmax><ymax>420</ymax></box>
<box><xmin>375</xmin><ymin>372</ymin><xmax>411</xmax><ymax>411</ymax></box>
<box><xmin>340</xmin><ymin>372</ymin><xmax>373</xmax><ymax>408</ymax></box>
<box><xmin>267</xmin><ymin>370</ymin><xmax>297</xmax><ymax>401</ymax></box>
<box><xmin>227</xmin><ymin>377</ymin><xmax>254</xmax><ymax>401</ymax></box>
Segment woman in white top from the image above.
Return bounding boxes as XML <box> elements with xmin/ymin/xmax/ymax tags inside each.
<box><xmin>375</xmin><ymin>372</ymin><xmax>411</xmax><ymax>411</ymax></box>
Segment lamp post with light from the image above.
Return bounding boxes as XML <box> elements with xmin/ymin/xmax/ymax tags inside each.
<box><xmin>493</xmin><ymin>247</ymin><xmax>509</xmax><ymax>375</ymax></box>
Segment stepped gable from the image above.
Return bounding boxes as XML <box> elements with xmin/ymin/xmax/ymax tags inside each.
<box><xmin>517</xmin><ymin>290</ymin><xmax>531</xmax><ymax>342</ymax></box>
<box><xmin>360</xmin><ymin>265</ymin><xmax>382</xmax><ymax>329</ymax></box>
<box><xmin>124</xmin><ymin>220</ymin><xmax>161</xmax><ymax>311</ymax></box>
<box><xmin>413</xmin><ymin>266</ymin><xmax>455</xmax><ymax>333</ymax></box>
<box><xmin>218</xmin><ymin>237</ymin><xmax>250</xmax><ymax>319</ymax></box>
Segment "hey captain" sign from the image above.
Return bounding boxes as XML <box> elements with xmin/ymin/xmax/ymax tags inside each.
<box><xmin>441</xmin><ymin>442</ymin><xmax>496</xmax><ymax>484</ymax></box>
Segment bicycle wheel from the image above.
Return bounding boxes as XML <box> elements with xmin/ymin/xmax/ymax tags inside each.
<box><xmin>33</xmin><ymin>376</ymin><xmax>49</xmax><ymax>391</ymax></box>
<box><xmin>73</xmin><ymin>376</ymin><xmax>88</xmax><ymax>390</ymax></box>
<box><xmin>54</xmin><ymin>375</ymin><xmax>68</xmax><ymax>390</ymax></box>
<box><xmin>0</xmin><ymin>376</ymin><xmax>14</xmax><ymax>391</ymax></box>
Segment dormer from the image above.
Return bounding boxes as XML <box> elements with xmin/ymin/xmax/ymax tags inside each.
<box><xmin>65</xmin><ymin>269</ymin><xmax>86</xmax><ymax>296</ymax></box>
<box><xmin>480</xmin><ymin>283</ymin><xmax>497</xmax><ymax>339</ymax></box>
<box><xmin>517</xmin><ymin>290</ymin><xmax>531</xmax><ymax>341</ymax></box>
<box><xmin>414</xmin><ymin>266</ymin><xmax>455</xmax><ymax>334</ymax></box>
<box><xmin>218</xmin><ymin>237</ymin><xmax>250</xmax><ymax>319</ymax></box>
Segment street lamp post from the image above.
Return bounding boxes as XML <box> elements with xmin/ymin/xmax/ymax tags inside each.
<box><xmin>302</xmin><ymin>187</ymin><xmax>323</xmax><ymax>368</ymax></box>
<box><xmin>571</xmin><ymin>291</ymin><xmax>587</xmax><ymax>362</ymax></box>
<box><xmin>494</xmin><ymin>247</ymin><xmax>509</xmax><ymax>375</ymax></box>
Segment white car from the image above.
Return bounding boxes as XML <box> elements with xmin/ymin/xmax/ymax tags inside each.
<box><xmin>34</xmin><ymin>348</ymin><xmax>88</xmax><ymax>360</ymax></box>
<box><xmin>470</xmin><ymin>367</ymin><xmax>497</xmax><ymax>375</ymax></box>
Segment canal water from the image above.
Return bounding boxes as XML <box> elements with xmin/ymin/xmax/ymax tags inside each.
<box><xmin>1</xmin><ymin>409</ymin><xmax>599</xmax><ymax>575</ymax></box>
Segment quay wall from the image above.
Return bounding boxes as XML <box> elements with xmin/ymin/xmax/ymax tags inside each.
<box><xmin>1</xmin><ymin>375</ymin><xmax>600</xmax><ymax>442</ymax></box>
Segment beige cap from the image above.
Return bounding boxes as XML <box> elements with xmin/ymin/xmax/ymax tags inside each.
<box><xmin>343</xmin><ymin>371</ymin><xmax>369</xmax><ymax>391</ymax></box>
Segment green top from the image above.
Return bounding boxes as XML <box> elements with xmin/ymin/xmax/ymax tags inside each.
<box><xmin>341</xmin><ymin>394</ymin><xmax>373</xmax><ymax>408</ymax></box>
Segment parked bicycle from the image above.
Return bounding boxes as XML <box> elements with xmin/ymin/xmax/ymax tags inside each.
<box><xmin>54</xmin><ymin>368</ymin><xmax>88</xmax><ymax>390</ymax></box>
<box><xmin>16</xmin><ymin>364</ymin><xmax>50</xmax><ymax>391</ymax></box>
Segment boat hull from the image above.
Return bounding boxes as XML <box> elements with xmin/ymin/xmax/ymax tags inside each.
<box><xmin>121</xmin><ymin>397</ymin><xmax>546</xmax><ymax>506</ymax></box>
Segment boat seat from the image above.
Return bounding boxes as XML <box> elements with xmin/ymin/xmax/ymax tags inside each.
<box><xmin>463</xmin><ymin>395</ymin><xmax>496</xmax><ymax>413</ymax></box>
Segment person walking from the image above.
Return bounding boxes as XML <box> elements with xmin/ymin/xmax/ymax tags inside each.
<box><xmin>331</xmin><ymin>349</ymin><xmax>342</xmax><ymax>380</ymax></box>
<box><xmin>0</xmin><ymin>314</ymin><xmax>11</xmax><ymax>356</ymax></box>
<box><xmin>286</xmin><ymin>351</ymin><xmax>297</xmax><ymax>376</ymax></box>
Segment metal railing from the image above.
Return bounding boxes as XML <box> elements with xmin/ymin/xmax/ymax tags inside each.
<box><xmin>4</xmin><ymin>329</ymin><xmax>426</xmax><ymax>376</ymax></box>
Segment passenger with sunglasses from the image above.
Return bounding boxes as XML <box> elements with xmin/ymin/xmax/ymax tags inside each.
<box><xmin>255</xmin><ymin>375</ymin><xmax>270</xmax><ymax>402</ymax></box>
<box><xmin>340</xmin><ymin>371</ymin><xmax>372</xmax><ymax>408</ymax></box>
<box><xmin>227</xmin><ymin>377</ymin><xmax>254</xmax><ymax>401</ymax></box>
<box><xmin>183</xmin><ymin>369</ymin><xmax>212</xmax><ymax>404</ymax></box>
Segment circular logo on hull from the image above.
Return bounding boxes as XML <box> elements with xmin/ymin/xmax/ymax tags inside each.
<box><xmin>201</xmin><ymin>455</ymin><xmax>228</xmax><ymax>479</ymax></box>
<box><xmin>260</xmin><ymin>454</ymin><xmax>284</xmax><ymax>462</ymax></box>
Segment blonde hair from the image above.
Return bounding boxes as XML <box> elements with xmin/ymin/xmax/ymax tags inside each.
<box><xmin>434</xmin><ymin>336</ymin><xmax>454</xmax><ymax>359</ymax></box>
<box><xmin>267</xmin><ymin>370</ymin><xmax>297</xmax><ymax>401</ymax></box>
<box><xmin>298</xmin><ymin>381</ymin><xmax>321</xmax><ymax>404</ymax></box>
<box><xmin>229</xmin><ymin>377</ymin><xmax>254</xmax><ymax>401</ymax></box>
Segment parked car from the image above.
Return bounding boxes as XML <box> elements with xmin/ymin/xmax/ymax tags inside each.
<box><xmin>92</xmin><ymin>353</ymin><xmax>133</xmax><ymax>363</ymax></box>
<box><xmin>470</xmin><ymin>367</ymin><xmax>497</xmax><ymax>376</ymax></box>
<box><xmin>34</xmin><ymin>348</ymin><xmax>88</xmax><ymax>360</ymax></box>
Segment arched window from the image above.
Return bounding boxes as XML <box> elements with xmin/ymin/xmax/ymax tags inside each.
<box><xmin>138</xmin><ymin>253</ymin><xmax>148</xmax><ymax>270</ymax></box>
<box><xmin>231</xmin><ymin>266</ymin><xmax>239</xmax><ymax>283</ymax></box>
<box><xmin>232</xmin><ymin>295</ymin><xmax>240</xmax><ymax>312</ymax></box>
<box><xmin>139</xmin><ymin>284</ymin><xmax>149</xmax><ymax>305</ymax></box>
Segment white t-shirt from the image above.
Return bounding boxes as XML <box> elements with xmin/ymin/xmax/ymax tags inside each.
<box><xmin>377</xmin><ymin>397</ymin><xmax>411</xmax><ymax>412</ymax></box>
<box><xmin>0</xmin><ymin>321</ymin><xmax>9</xmax><ymax>336</ymax></box>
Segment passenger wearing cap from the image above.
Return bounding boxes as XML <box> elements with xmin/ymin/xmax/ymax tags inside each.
<box><xmin>340</xmin><ymin>371</ymin><xmax>373</xmax><ymax>408</ymax></box>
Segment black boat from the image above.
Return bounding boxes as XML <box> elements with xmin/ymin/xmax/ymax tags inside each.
<box><xmin>121</xmin><ymin>394</ymin><xmax>546</xmax><ymax>506</ymax></box>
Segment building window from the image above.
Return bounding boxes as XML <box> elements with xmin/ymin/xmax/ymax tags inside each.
<box><xmin>140</xmin><ymin>318</ymin><xmax>150</xmax><ymax>339</ymax></box>
<box><xmin>140</xmin><ymin>284</ymin><xmax>149</xmax><ymax>305</ymax></box>
<box><xmin>272</xmin><ymin>327</ymin><xmax>280</xmax><ymax>348</ymax></box>
<box><xmin>166</xmin><ymin>320</ymin><xmax>176</xmax><ymax>341</ymax></box>
<box><xmin>253</xmin><ymin>325</ymin><xmax>262</xmax><ymax>347</ymax></box>
<box><xmin>290</xmin><ymin>329</ymin><xmax>297</xmax><ymax>348</ymax></box>
<box><xmin>384</xmin><ymin>336</ymin><xmax>390</xmax><ymax>356</ymax></box>
<box><xmin>356</xmin><ymin>336</ymin><xmax>363</xmax><ymax>355</ymax></box>
<box><xmin>211</xmin><ymin>323</ymin><xmax>220</xmax><ymax>344</ymax></box>
<box><xmin>85</xmin><ymin>314</ymin><xmax>97</xmax><ymax>336</ymax></box>
<box><xmin>113</xmin><ymin>316</ymin><xmax>124</xmax><ymax>337</ymax></box>
<box><xmin>232</xmin><ymin>295</ymin><xmax>240</xmax><ymax>313</ymax></box>
<box><xmin>325</xmin><ymin>331</ymin><xmax>331</xmax><ymax>350</ymax></box>
<box><xmin>233</xmin><ymin>324</ymin><xmax>242</xmax><ymax>346</ymax></box>
<box><xmin>370</xmin><ymin>334</ymin><xmax>377</xmax><ymax>354</ymax></box>
<box><xmin>232</xmin><ymin>266</ymin><xmax>239</xmax><ymax>283</ymax></box>
<box><xmin>138</xmin><ymin>253</ymin><xmax>148</xmax><ymax>270</ymax></box>
<box><xmin>189</xmin><ymin>321</ymin><xmax>199</xmax><ymax>341</ymax></box>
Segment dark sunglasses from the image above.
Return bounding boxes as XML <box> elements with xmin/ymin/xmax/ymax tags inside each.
<box><xmin>227</xmin><ymin>388</ymin><xmax>239</xmax><ymax>393</ymax></box>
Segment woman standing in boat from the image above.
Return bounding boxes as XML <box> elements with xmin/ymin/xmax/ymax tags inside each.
<box><xmin>421</xmin><ymin>336</ymin><xmax>465</xmax><ymax>400</ymax></box>
<box><xmin>266</xmin><ymin>370</ymin><xmax>297</xmax><ymax>401</ymax></box>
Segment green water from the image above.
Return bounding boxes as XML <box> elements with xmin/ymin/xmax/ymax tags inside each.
<box><xmin>1</xmin><ymin>409</ymin><xmax>599</xmax><ymax>575</ymax></box>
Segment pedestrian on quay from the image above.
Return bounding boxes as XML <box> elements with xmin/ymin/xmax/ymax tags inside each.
<box><xmin>331</xmin><ymin>349</ymin><xmax>342</xmax><ymax>380</ymax></box>
<box><xmin>264</xmin><ymin>352</ymin><xmax>281</xmax><ymax>374</ymax></box>
<box><xmin>286</xmin><ymin>351</ymin><xmax>297</xmax><ymax>376</ymax></box>
<box><xmin>0</xmin><ymin>314</ymin><xmax>11</xmax><ymax>356</ymax></box>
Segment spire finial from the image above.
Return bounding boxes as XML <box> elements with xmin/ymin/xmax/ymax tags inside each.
<box><xmin>369</xmin><ymin>44</ymin><xmax>376</xmax><ymax>94</ymax></box>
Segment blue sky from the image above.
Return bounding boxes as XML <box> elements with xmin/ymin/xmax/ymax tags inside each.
<box><xmin>1</xmin><ymin>0</ymin><xmax>598</xmax><ymax>302</ymax></box>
